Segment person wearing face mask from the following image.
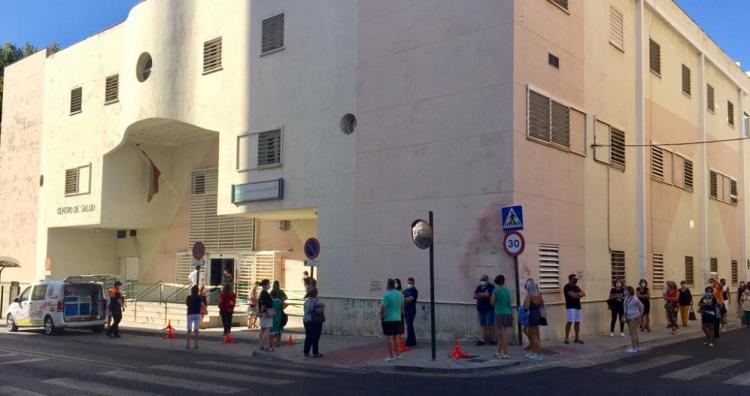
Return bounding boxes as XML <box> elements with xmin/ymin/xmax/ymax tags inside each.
<box><xmin>608</xmin><ymin>279</ymin><xmax>626</xmax><ymax>337</ymax></box>
<box><xmin>699</xmin><ymin>287</ymin><xmax>720</xmax><ymax>347</ymax></box>
<box><xmin>664</xmin><ymin>281</ymin><xmax>680</xmax><ymax>335</ymax></box>
<box><xmin>736</xmin><ymin>281</ymin><xmax>746</xmax><ymax>318</ymax></box>
<box><xmin>258</xmin><ymin>279</ymin><xmax>275</xmax><ymax>351</ymax></box>
<box><xmin>709</xmin><ymin>278</ymin><xmax>725</xmax><ymax>339</ymax></box>
<box><xmin>623</xmin><ymin>286</ymin><xmax>644</xmax><ymax>353</ymax></box>
<box><xmin>636</xmin><ymin>279</ymin><xmax>651</xmax><ymax>332</ymax></box>
<box><xmin>740</xmin><ymin>286</ymin><xmax>750</xmax><ymax>327</ymax></box>
<box><xmin>473</xmin><ymin>275</ymin><xmax>496</xmax><ymax>346</ymax></box>
<box><xmin>563</xmin><ymin>274</ymin><xmax>585</xmax><ymax>344</ymax></box>
<box><xmin>403</xmin><ymin>277</ymin><xmax>418</xmax><ymax>347</ymax></box>
<box><xmin>678</xmin><ymin>281</ymin><xmax>693</xmax><ymax>327</ymax></box>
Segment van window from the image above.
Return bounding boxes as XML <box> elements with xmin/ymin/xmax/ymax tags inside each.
<box><xmin>31</xmin><ymin>285</ymin><xmax>48</xmax><ymax>301</ymax></box>
<box><xmin>17</xmin><ymin>287</ymin><xmax>31</xmax><ymax>302</ymax></box>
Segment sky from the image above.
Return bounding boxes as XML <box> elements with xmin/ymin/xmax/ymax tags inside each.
<box><xmin>0</xmin><ymin>0</ymin><xmax>748</xmax><ymax>69</ymax></box>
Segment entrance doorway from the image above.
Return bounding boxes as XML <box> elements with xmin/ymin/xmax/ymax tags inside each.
<box><xmin>209</xmin><ymin>258</ymin><xmax>235</xmax><ymax>287</ymax></box>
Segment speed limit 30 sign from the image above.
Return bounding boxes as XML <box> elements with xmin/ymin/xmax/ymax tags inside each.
<box><xmin>503</xmin><ymin>232</ymin><xmax>525</xmax><ymax>256</ymax></box>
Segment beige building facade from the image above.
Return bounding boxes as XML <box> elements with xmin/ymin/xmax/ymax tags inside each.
<box><xmin>2</xmin><ymin>0</ymin><xmax>750</xmax><ymax>340</ymax></box>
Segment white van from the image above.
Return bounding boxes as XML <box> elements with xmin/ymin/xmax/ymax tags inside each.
<box><xmin>6</xmin><ymin>276</ymin><xmax>109</xmax><ymax>335</ymax></box>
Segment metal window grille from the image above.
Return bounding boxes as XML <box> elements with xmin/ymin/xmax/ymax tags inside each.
<box><xmin>652</xmin><ymin>253</ymin><xmax>665</xmax><ymax>287</ymax></box>
<box><xmin>651</xmin><ymin>146</ymin><xmax>664</xmax><ymax>179</ymax></box>
<box><xmin>610</xmin><ymin>128</ymin><xmax>626</xmax><ymax>170</ymax></box>
<box><xmin>681</xmin><ymin>65</ymin><xmax>691</xmax><ymax>96</ymax></box>
<box><xmin>550</xmin><ymin>100</ymin><xmax>570</xmax><ymax>147</ymax></box>
<box><xmin>549</xmin><ymin>0</ymin><xmax>568</xmax><ymax>10</ymax></box>
<box><xmin>609</xmin><ymin>6</ymin><xmax>624</xmax><ymax>50</ymax></box>
<box><xmin>538</xmin><ymin>244</ymin><xmax>560</xmax><ymax>290</ymax></box>
<box><xmin>731</xmin><ymin>260</ymin><xmax>738</xmax><ymax>285</ymax></box>
<box><xmin>261</xmin><ymin>13</ymin><xmax>285</xmax><ymax>54</ymax></box>
<box><xmin>684</xmin><ymin>256</ymin><xmax>694</xmax><ymax>285</ymax></box>
<box><xmin>257</xmin><ymin>129</ymin><xmax>282</xmax><ymax>167</ymax></box>
<box><xmin>707</xmin><ymin>84</ymin><xmax>715</xmax><ymax>112</ymax></box>
<box><xmin>684</xmin><ymin>159</ymin><xmax>693</xmax><ymax>190</ymax></box>
<box><xmin>70</xmin><ymin>87</ymin><xmax>82</xmax><ymax>114</ymax></box>
<box><xmin>548</xmin><ymin>53</ymin><xmax>560</xmax><ymax>69</ymax></box>
<box><xmin>65</xmin><ymin>168</ymin><xmax>79</xmax><ymax>195</ymax></box>
<box><xmin>710</xmin><ymin>171</ymin><xmax>718</xmax><ymax>199</ymax></box>
<box><xmin>203</xmin><ymin>37</ymin><xmax>222</xmax><ymax>73</ymax></box>
<box><xmin>649</xmin><ymin>39</ymin><xmax>661</xmax><ymax>75</ymax></box>
<box><xmin>611</xmin><ymin>250</ymin><xmax>626</xmax><ymax>284</ymax></box>
<box><xmin>104</xmin><ymin>75</ymin><xmax>118</xmax><ymax>103</ymax></box>
<box><xmin>710</xmin><ymin>257</ymin><xmax>718</xmax><ymax>273</ymax></box>
<box><xmin>528</xmin><ymin>90</ymin><xmax>551</xmax><ymax>142</ymax></box>
<box><xmin>730</xmin><ymin>179</ymin><xmax>738</xmax><ymax>204</ymax></box>
<box><xmin>728</xmin><ymin>101</ymin><xmax>735</xmax><ymax>127</ymax></box>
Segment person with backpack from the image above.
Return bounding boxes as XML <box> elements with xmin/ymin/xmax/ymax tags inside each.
<box><xmin>303</xmin><ymin>287</ymin><xmax>325</xmax><ymax>358</ymax></box>
<box><xmin>107</xmin><ymin>281</ymin><xmax>124</xmax><ymax>339</ymax></box>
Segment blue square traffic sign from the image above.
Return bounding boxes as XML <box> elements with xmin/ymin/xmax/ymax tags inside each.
<box><xmin>501</xmin><ymin>205</ymin><xmax>524</xmax><ymax>232</ymax></box>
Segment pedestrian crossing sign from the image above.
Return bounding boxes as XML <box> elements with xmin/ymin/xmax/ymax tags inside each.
<box><xmin>501</xmin><ymin>205</ymin><xmax>524</xmax><ymax>232</ymax></box>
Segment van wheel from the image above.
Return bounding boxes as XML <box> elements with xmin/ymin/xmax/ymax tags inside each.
<box><xmin>6</xmin><ymin>314</ymin><xmax>18</xmax><ymax>332</ymax></box>
<box><xmin>43</xmin><ymin>316</ymin><xmax>58</xmax><ymax>336</ymax></box>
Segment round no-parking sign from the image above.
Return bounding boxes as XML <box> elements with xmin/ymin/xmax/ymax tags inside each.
<box><xmin>503</xmin><ymin>232</ymin><xmax>525</xmax><ymax>256</ymax></box>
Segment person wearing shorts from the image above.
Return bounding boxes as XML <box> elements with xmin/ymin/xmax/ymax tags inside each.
<box><xmin>473</xmin><ymin>275</ymin><xmax>495</xmax><ymax>346</ymax></box>
<box><xmin>258</xmin><ymin>279</ymin><xmax>275</xmax><ymax>351</ymax></box>
<box><xmin>563</xmin><ymin>274</ymin><xmax>585</xmax><ymax>344</ymax></box>
<box><xmin>491</xmin><ymin>275</ymin><xmax>513</xmax><ymax>359</ymax></box>
<box><xmin>185</xmin><ymin>285</ymin><xmax>205</xmax><ymax>350</ymax></box>
<box><xmin>380</xmin><ymin>279</ymin><xmax>404</xmax><ymax>362</ymax></box>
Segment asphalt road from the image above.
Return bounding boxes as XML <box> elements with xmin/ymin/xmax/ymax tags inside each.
<box><xmin>1</xmin><ymin>326</ymin><xmax>750</xmax><ymax>395</ymax></box>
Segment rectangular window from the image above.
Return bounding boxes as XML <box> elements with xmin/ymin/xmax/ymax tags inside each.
<box><xmin>707</xmin><ymin>84</ymin><xmax>715</xmax><ymax>112</ymax></box>
<box><xmin>710</xmin><ymin>170</ymin><xmax>738</xmax><ymax>204</ymax></box>
<box><xmin>684</xmin><ymin>256</ymin><xmax>694</xmax><ymax>285</ymax></box>
<box><xmin>610</xmin><ymin>128</ymin><xmax>626</xmax><ymax>170</ymax></box>
<box><xmin>652</xmin><ymin>253</ymin><xmax>664</xmax><ymax>287</ymax></box>
<box><xmin>649</xmin><ymin>39</ymin><xmax>661</xmax><ymax>76</ymax></box>
<box><xmin>728</xmin><ymin>101</ymin><xmax>735</xmax><ymax>127</ymax></box>
<box><xmin>550</xmin><ymin>100</ymin><xmax>570</xmax><ymax>147</ymax></box>
<box><xmin>651</xmin><ymin>146</ymin><xmax>664</xmax><ymax>180</ymax></box>
<box><xmin>70</xmin><ymin>87</ymin><xmax>82</xmax><ymax>114</ymax></box>
<box><xmin>611</xmin><ymin>250</ymin><xmax>626</xmax><ymax>283</ymax></box>
<box><xmin>744</xmin><ymin>112</ymin><xmax>750</xmax><ymax>137</ymax></box>
<box><xmin>64</xmin><ymin>164</ymin><xmax>91</xmax><ymax>196</ymax></box>
<box><xmin>684</xmin><ymin>159</ymin><xmax>693</xmax><ymax>190</ymax></box>
<box><xmin>681</xmin><ymin>65</ymin><xmax>691</xmax><ymax>96</ymax></box>
<box><xmin>257</xmin><ymin>129</ymin><xmax>282</xmax><ymax>167</ymax></box>
<box><xmin>710</xmin><ymin>257</ymin><xmax>718</xmax><ymax>273</ymax></box>
<box><xmin>710</xmin><ymin>171</ymin><xmax>718</xmax><ymax>199</ymax></box>
<box><xmin>730</xmin><ymin>179</ymin><xmax>738</xmax><ymax>204</ymax></box>
<box><xmin>261</xmin><ymin>13</ymin><xmax>285</xmax><ymax>55</ymax></box>
<box><xmin>203</xmin><ymin>37</ymin><xmax>222</xmax><ymax>74</ymax></box>
<box><xmin>549</xmin><ymin>0</ymin><xmax>568</xmax><ymax>11</ymax></box>
<box><xmin>548</xmin><ymin>53</ymin><xmax>560</xmax><ymax>69</ymax></box>
<box><xmin>192</xmin><ymin>173</ymin><xmax>206</xmax><ymax>195</ymax></box>
<box><xmin>31</xmin><ymin>285</ymin><xmax>48</xmax><ymax>301</ymax></box>
<box><xmin>104</xmin><ymin>75</ymin><xmax>118</xmax><ymax>104</ymax></box>
<box><xmin>731</xmin><ymin>259</ymin><xmax>738</xmax><ymax>285</ymax></box>
<box><xmin>609</xmin><ymin>6</ymin><xmax>624</xmax><ymax>51</ymax></box>
<box><xmin>538</xmin><ymin>244</ymin><xmax>560</xmax><ymax>290</ymax></box>
<box><xmin>528</xmin><ymin>90</ymin><xmax>551</xmax><ymax>142</ymax></box>
<box><xmin>527</xmin><ymin>89</ymin><xmax>583</xmax><ymax>152</ymax></box>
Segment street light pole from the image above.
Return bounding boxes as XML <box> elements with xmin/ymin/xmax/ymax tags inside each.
<box><xmin>429</xmin><ymin>211</ymin><xmax>436</xmax><ymax>361</ymax></box>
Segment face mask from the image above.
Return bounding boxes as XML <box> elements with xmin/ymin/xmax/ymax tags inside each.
<box><xmin>681</xmin><ymin>285</ymin><xmax>686</xmax><ymax>289</ymax></box>
<box><xmin>262</xmin><ymin>284</ymin><xmax>269</xmax><ymax>290</ymax></box>
<box><xmin>705</xmin><ymin>293</ymin><xmax>712</xmax><ymax>299</ymax></box>
<box><xmin>407</xmin><ymin>284</ymin><xmax>414</xmax><ymax>289</ymax></box>
<box><xmin>480</xmin><ymin>281</ymin><xmax>487</xmax><ymax>286</ymax></box>
<box><xmin>624</xmin><ymin>291</ymin><xmax>630</xmax><ymax>297</ymax></box>
<box><xmin>640</xmin><ymin>283</ymin><xmax>646</xmax><ymax>287</ymax></box>
<box><xmin>616</xmin><ymin>283</ymin><xmax>622</xmax><ymax>288</ymax></box>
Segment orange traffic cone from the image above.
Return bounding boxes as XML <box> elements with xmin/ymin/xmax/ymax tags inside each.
<box><xmin>162</xmin><ymin>320</ymin><xmax>176</xmax><ymax>339</ymax></box>
<box><xmin>448</xmin><ymin>339</ymin><xmax>470</xmax><ymax>359</ymax></box>
<box><xmin>398</xmin><ymin>339</ymin><xmax>411</xmax><ymax>353</ymax></box>
<box><xmin>287</xmin><ymin>335</ymin><xmax>294</xmax><ymax>347</ymax></box>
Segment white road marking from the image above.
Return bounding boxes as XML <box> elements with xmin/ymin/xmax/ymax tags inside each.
<box><xmin>100</xmin><ymin>370</ymin><xmax>242</xmax><ymax>394</ymax></box>
<box><xmin>608</xmin><ymin>354</ymin><xmax>691</xmax><ymax>374</ymax></box>
<box><xmin>197</xmin><ymin>360</ymin><xmax>330</xmax><ymax>378</ymax></box>
<box><xmin>0</xmin><ymin>352</ymin><xmax>18</xmax><ymax>358</ymax></box>
<box><xmin>725</xmin><ymin>370</ymin><xmax>750</xmax><ymax>386</ymax></box>
<box><xmin>150</xmin><ymin>364</ymin><xmax>292</xmax><ymax>386</ymax></box>
<box><xmin>0</xmin><ymin>358</ymin><xmax>46</xmax><ymax>366</ymax></box>
<box><xmin>662</xmin><ymin>358</ymin><xmax>741</xmax><ymax>380</ymax></box>
<box><xmin>43</xmin><ymin>378</ymin><xmax>159</xmax><ymax>396</ymax></box>
<box><xmin>0</xmin><ymin>386</ymin><xmax>46</xmax><ymax>396</ymax></box>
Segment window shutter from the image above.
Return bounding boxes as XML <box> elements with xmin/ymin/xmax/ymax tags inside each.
<box><xmin>611</xmin><ymin>250</ymin><xmax>626</xmax><ymax>283</ymax></box>
<box><xmin>649</xmin><ymin>39</ymin><xmax>661</xmax><ymax>75</ymax></box>
<box><xmin>610</xmin><ymin>128</ymin><xmax>626</xmax><ymax>170</ymax></box>
<box><xmin>651</xmin><ymin>146</ymin><xmax>664</xmax><ymax>179</ymax></box>
<box><xmin>730</xmin><ymin>179</ymin><xmax>738</xmax><ymax>204</ymax></box>
<box><xmin>609</xmin><ymin>6</ymin><xmax>624</xmax><ymax>50</ymax></box>
<box><xmin>538</xmin><ymin>244</ymin><xmax>560</xmax><ymax>290</ymax></box>
<box><xmin>652</xmin><ymin>253</ymin><xmax>664</xmax><ymax>287</ymax></box>
<box><xmin>70</xmin><ymin>87</ymin><xmax>82</xmax><ymax>114</ymax></box>
<box><xmin>261</xmin><ymin>13</ymin><xmax>285</xmax><ymax>54</ymax></box>
<box><xmin>203</xmin><ymin>37</ymin><xmax>222</xmax><ymax>73</ymax></box>
<box><xmin>710</xmin><ymin>257</ymin><xmax>718</xmax><ymax>273</ymax></box>
<box><xmin>710</xmin><ymin>171</ymin><xmax>718</xmax><ymax>198</ymax></box>
<box><xmin>549</xmin><ymin>0</ymin><xmax>568</xmax><ymax>10</ymax></box>
<box><xmin>528</xmin><ymin>90</ymin><xmax>551</xmax><ymax>142</ymax></box>
<box><xmin>728</xmin><ymin>101</ymin><xmax>735</xmax><ymax>126</ymax></box>
<box><xmin>681</xmin><ymin>65</ymin><xmax>691</xmax><ymax>96</ymax></box>
<box><xmin>683</xmin><ymin>159</ymin><xmax>693</xmax><ymax>190</ymax></box>
<box><xmin>684</xmin><ymin>256</ymin><xmax>694</xmax><ymax>285</ymax></box>
<box><xmin>104</xmin><ymin>75</ymin><xmax>119</xmax><ymax>103</ymax></box>
<box><xmin>257</xmin><ymin>130</ymin><xmax>282</xmax><ymax>166</ymax></box>
<box><xmin>707</xmin><ymin>84</ymin><xmax>715</xmax><ymax>111</ymax></box>
<box><xmin>732</xmin><ymin>260</ymin><xmax>739</xmax><ymax>285</ymax></box>
<box><xmin>65</xmin><ymin>168</ymin><xmax>79</xmax><ymax>195</ymax></box>
<box><xmin>550</xmin><ymin>100</ymin><xmax>570</xmax><ymax>147</ymax></box>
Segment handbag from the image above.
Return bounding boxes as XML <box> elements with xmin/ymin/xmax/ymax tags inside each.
<box><xmin>539</xmin><ymin>304</ymin><xmax>548</xmax><ymax>326</ymax></box>
<box><xmin>689</xmin><ymin>305</ymin><xmax>696</xmax><ymax>321</ymax></box>
<box><xmin>281</xmin><ymin>311</ymin><xmax>289</xmax><ymax>327</ymax></box>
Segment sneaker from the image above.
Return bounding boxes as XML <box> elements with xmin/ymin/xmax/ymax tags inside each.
<box><xmin>495</xmin><ymin>352</ymin><xmax>503</xmax><ymax>359</ymax></box>
<box><xmin>610</xmin><ymin>332</ymin><xmax>614</xmax><ymax>337</ymax></box>
<box><xmin>574</xmin><ymin>339</ymin><xmax>584</xmax><ymax>344</ymax></box>
<box><xmin>620</xmin><ymin>332</ymin><xmax>625</xmax><ymax>337</ymax></box>
<box><xmin>385</xmin><ymin>357</ymin><xmax>395</xmax><ymax>362</ymax></box>
<box><xmin>501</xmin><ymin>354</ymin><xmax>511</xmax><ymax>360</ymax></box>
<box><xmin>525</xmin><ymin>352</ymin><xmax>533</xmax><ymax>358</ymax></box>
<box><xmin>475</xmin><ymin>341</ymin><xmax>486</xmax><ymax>346</ymax></box>
<box><xmin>704</xmin><ymin>341</ymin><xmax>708</xmax><ymax>345</ymax></box>
<box><xmin>625</xmin><ymin>347</ymin><xmax>637</xmax><ymax>353</ymax></box>
<box><xmin>708</xmin><ymin>343</ymin><xmax>715</xmax><ymax>348</ymax></box>
<box><xmin>529</xmin><ymin>353</ymin><xmax>544</xmax><ymax>361</ymax></box>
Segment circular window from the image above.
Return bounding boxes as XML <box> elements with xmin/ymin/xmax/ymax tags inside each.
<box><xmin>136</xmin><ymin>52</ymin><xmax>153</xmax><ymax>82</ymax></box>
<box><xmin>340</xmin><ymin>113</ymin><xmax>357</xmax><ymax>135</ymax></box>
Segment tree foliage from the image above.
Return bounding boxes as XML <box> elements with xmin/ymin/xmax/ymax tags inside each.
<box><xmin>0</xmin><ymin>41</ymin><xmax>59</xmax><ymax>128</ymax></box>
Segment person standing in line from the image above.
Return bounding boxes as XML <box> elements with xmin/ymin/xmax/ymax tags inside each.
<box><xmin>664</xmin><ymin>281</ymin><xmax>680</xmax><ymax>335</ymax></box>
<box><xmin>473</xmin><ymin>275</ymin><xmax>496</xmax><ymax>346</ymax></box>
<box><xmin>741</xmin><ymin>286</ymin><xmax>750</xmax><ymax>327</ymax></box>
<box><xmin>608</xmin><ymin>279</ymin><xmax>626</xmax><ymax>337</ymax></box>
<box><xmin>303</xmin><ymin>271</ymin><xmax>317</xmax><ymax>293</ymax></box>
<box><xmin>270</xmin><ymin>287</ymin><xmax>288</xmax><ymax>348</ymax></box>
<box><xmin>710</xmin><ymin>278</ymin><xmax>725</xmax><ymax>338</ymax></box>
<box><xmin>699</xmin><ymin>287</ymin><xmax>720</xmax><ymax>347</ymax></box>
<box><xmin>303</xmin><ymin>287</ymin><xmax>325</xmax><ymax>358</ymax></box>
<box><xmin>491</xmin><ymin>275</ymin><xmax>513</xmax><ymax>359</ymax></box>
<box><xmin>636</xmin><ymin>279</ymin><xmax>651</xmax><ymax>332</ymax></box>
<box><xmin>185</xmin><ymin>285</ymin><xmax>205</xmax><ymax>349</ymax></box>
<box><xmin>199</xmin><ymin>285</ymin><xmax>208</xmax><ymax>330</ymax></box>
<box><xmin>394</xmin><ymin>278</ymin><xmax>406</xmax><ymax>347</ymax></box>
<box><xmin>523</xmin><ymin>279</ymin><xmax>545</xmax><ymax>361</ymax></box>
<box><xmin>721</xmin><ymin>278</ymin><xmax>730</xmax><ymax>305</ymax></box>
<box><xmin>189</xmin><ymin>266</ymin><xmax>201</xmax><ymax>287</ymax></box>
<box><xmin>623</xmin><ymin>286</ymin><xmax>644</xmax><ymax>353</ymax></box>
<box><xmin>380</xmin><ymin>279</ymin><xmax>404</xmax><ymax>362</ymax></box>
<box><xmin>563</xmin><ymin>274</ymin><xmax>585</xmax><ymax>344</ymax></box>
<box><xmin>736</xmin><ymin>281</ymin><xmax>746</xmax><ymax>317</ymax></box>
<box><xmin>403</xmin><ymin>277</ymin><xmax>419</xmax><ymax>347</ymax></box>
<box><xmin>678</xmin><ymin>281</ymin><xmax>693</xmax><ymax>327</ymax></box>
<box><xmin>219</xmin><ymin>284</ymin><xmax>237</xmax><ymax>342</ymax></box>
<box><xmin>107</xmin><ymin>281</ymin><xmax>124</xmax><ymax>339</ymax></box>
<box><xmin>258</xmin><ymin>279</ymin><xmax>275</xmax><ymax>351</ymax></box>
<box><xmin>247</xmin><ymin>281</ymin><xmax>260</xmax><ymax>330</ymax></box>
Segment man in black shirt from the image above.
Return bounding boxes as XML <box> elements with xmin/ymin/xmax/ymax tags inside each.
<box><xmin>563</xmin><ymin>274</ymin><xmax>585</xmax><ymax>344</ymax></box>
